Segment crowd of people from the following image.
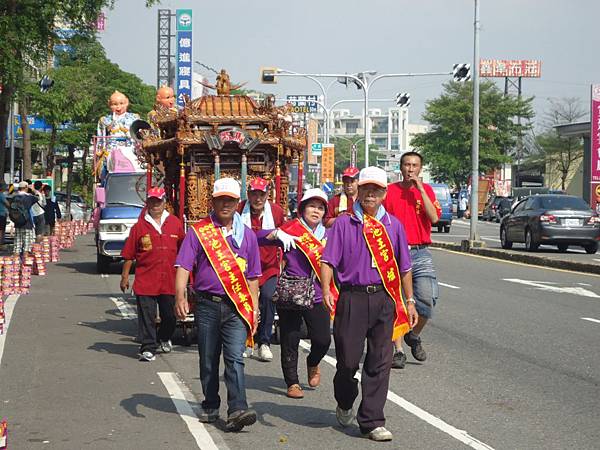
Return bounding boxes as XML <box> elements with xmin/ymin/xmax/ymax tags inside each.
<box><xmin>0</xmin><ymin>180</ymin><xmax>62</xmax><ymax>254</ymax></box>
<box><xmin>120</xmin><ymin>151</ymin><xmax>441</xmax><ymax>441</ymax></box>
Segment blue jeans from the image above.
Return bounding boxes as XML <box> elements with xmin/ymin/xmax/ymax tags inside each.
<box><xmin>256</xmin><ymin>276</ymin><xmax>277</xmax><ymax>346</ymax></box>
<box><xmin>410</xmin><ymin>248</ymin><xmax>439</xmax><ymax>319</ymax></box>
<box><xmin>195</xmin><ymin>296</ymin><xmax>249</xmax><ymax>415</ymax></box>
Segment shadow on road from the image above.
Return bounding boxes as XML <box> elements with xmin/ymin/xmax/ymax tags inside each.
<box><xmin>120</xmin><ymin>393</ymin><xmax>179</xmax><ymax>418</ymax></box>
<box><xmin>88</xmin><ymin>341</ymin><xmax>139</xmax><ymax>359</ymax></box>
<box><xmin>251</xmin><ymin>399</ymin><xmax>336</xmax><ymax>430</ymax></box>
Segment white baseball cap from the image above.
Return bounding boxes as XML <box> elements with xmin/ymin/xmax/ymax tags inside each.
<box><xmin>358</xmin><ymin>166</ymin><xmax>387</xmax><ymax>188</ymax></box>
<box><xmin>300</xmin><ymin>188</ymin><xmax>328</xmax><ymax>209</ymax></box>
<box><xmin>212</xmin><ymin>178</ymin><xmax>241</xmax><ymax>199</ymax></box>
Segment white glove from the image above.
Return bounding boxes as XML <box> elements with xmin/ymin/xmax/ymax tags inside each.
<box><xmin>275</xmin><ymin>229</ymin><xmax>297</xmax><ymax>252</ymax></box>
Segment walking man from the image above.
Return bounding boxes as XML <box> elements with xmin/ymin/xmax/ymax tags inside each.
<box><xmin>175</xmin><ymin>178</ymin><xmax>261</xmax><ymax>432</ymax></box>
<box><xmin>383</xmin><ymin>151</ymin><xmax>441</xmax><ymax>369</ymax></box>
<box><xmin>238</xmin><ymin>177</ymin><xmax>285</xmax><ymax>361</ymax></box>
<box><xmin>42</xmin><ymin>185</ymin><xmax>61</xmax><ymax>236</ymax></box>
<box><xmin>120</xmin><ymin>187</ymin><xmax>185</xmax><ymax>361</ymax></box>
<box><xmin>321</xmin><ymin>166</ymin><xmax>418</xmax><ymax>442</ymax></box>
<box><xmin>10</xmin><ymin>182</ymin><xmax>39</xmax><ymax>255</ymax></box>
<box><xmin>31</xmin><ymin>180</ymin><xmax>46</xmax><ymax>242</ymax></box>
<box><xmin>324</xmin><ymin>166</ymin><xmax>359</xmax><ymax>227</ymax></box>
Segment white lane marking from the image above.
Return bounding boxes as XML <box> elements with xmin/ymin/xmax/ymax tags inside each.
<box><xmin>100</xmin><ymin>274</ymin><xmax>109</xmax><ymax>278</ymax></box>
<box><xmin>577</xmin><ymin>283</ymin><xmax>592</xmax><ymax>287</ymax></box>
<box><xmin>439</xmin><ymin>282</ymin><xmax>461</xmax><ymax>289</ymax></box>
<box><xmin>481</xmin><ymin>236</ymin><xmax>501</xmax><ymax>243</ymax></box>
<box><xmin>0</xmin><ymin>294</ymin><xmax>20</xmax><ymax>366</ymax></box>
<box><xmin>110</xmin><ymin>296</ymin><xmax>137</xmax><ymax>319</ymax></box>
<box><xmin>581</xmin><ymin>317</ymin><xmax>600</xmax><ymax>324</ymax></box>
<box><xmin>594</xmin><ymin>259</ymin><xmax>600</xmax><ymax>263</ymax></box>
<box><xmin>503</xmin><ymin>279</ymin><xmax>600</xmax><ymax>298</ymax></box>
<box><xmin>298</xmin><ymin>340</ymin><xmax>494</xmax><ymax>450</ymax></box>
<box><xmin>158</xmin><ymin>372</ymin><xmax>220</xmax><ymax>450</ymax></box>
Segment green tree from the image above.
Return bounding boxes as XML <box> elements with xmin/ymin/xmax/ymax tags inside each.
<box><xmin>330</xmin><ymin>136</ymin><xmax>381</xmax><ymax>175</ymax></box>
<box><xmin>411</xmin><ymin>81</ymin><xmax>534</xmax><ymax>188</ymax></box>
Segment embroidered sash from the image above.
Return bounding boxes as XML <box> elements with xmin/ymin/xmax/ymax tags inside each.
<box><xmin>279</xmin><ymin>219</ymin><xmax>339</xmax><ymax>307</ymax></box>
<box><xmin>191</xmin><ymin>218</ymin><xmax>255</xmax><ymax>346</ymax></box>
<box><xmin>362</xmin><ymin>214</ymin><xmax>410</xmax><ymax>340</ymax></box>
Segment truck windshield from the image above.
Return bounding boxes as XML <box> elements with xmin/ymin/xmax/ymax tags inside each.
<box><xmin>105</xmin><ymin>175</ymin><xmax>144</xmax><ymax>207</ymax></box>
<box><xmin>432</xmin><ymin>187</ymin><xmax>449</xmax><ymax>201</ymax></box>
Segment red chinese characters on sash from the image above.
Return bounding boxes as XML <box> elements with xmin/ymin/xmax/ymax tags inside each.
<box><xmin>279</xmin><ymin>219</ymin><xmax>339</xmax><ymax>309</ymax></box>
<box><xmin>191</xmin><ymin>218</ymin><xmax>255</xmax><ymax>346</ymax></box>
<box><xmin>362</xmin><ymin>214</ymin><xmax>410</xmax><ymax>341</ymax></box>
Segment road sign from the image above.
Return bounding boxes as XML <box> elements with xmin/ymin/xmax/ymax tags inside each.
<box><xmin>311</xmin><ymin>143</ymin><xmax>322</xmax><ymax>156</ymax></box>
<box><xmin>322</xmin><ymin>182</ymin><xmax>334</xmax><ymax>194</ymax></box>
<box><xmin>287</xmin><ymin>95</ymin><xmax>319</xmax><ymax>114</ymax></box>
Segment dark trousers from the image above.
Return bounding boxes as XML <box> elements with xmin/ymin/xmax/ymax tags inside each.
<box><xmin>136</xmin><ymin>295</ymin><xmax>176</xmax><ymax>353</ymax></box>
<box><xmin>195</xmin><ymin>296</ymin><xmax>248</xmax><ymax>416</ymax></box>
<box><xmin>278</xmin><ymin>303</ymin><xmax>331</xmax><ymax>387</ymax></box>
<box><xmin>333</xmin><ymin>289</ymin><xmax>394</xmax><ymax>433</ymax></box>
<box><xmin>256</xmin><ymin>276</ymin><xmax>277</xmax><ymax>346</ymax></box>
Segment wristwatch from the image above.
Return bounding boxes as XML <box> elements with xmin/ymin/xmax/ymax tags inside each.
<box><xmin>406</xmin><ymin>297</ymin><xmax>416</xmax><ymax>305</ymax></box>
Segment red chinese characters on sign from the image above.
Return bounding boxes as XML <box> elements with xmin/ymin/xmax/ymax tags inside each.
<box><xmin>219</xmin><ymin>129</ymin><xmax>245</xmax><ymax>145</ymax></box>
<box><xmin>590</xmin><ymin>85</ymin><xmax>600</xmax><ymax>211</ymax></box>
<box><xmin>480</xmin><ymin>59</ymin><xmax>542</xmax><ymax>78</ymax></box>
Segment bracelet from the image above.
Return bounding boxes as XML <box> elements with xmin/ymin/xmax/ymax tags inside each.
<box><xmin>406</xmin><ymin>297</ymin><xmax>416</xmax><ymax>305</ymax></box>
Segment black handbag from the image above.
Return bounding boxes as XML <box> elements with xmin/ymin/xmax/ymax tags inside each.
<box><xmin>273</xmin><ymin>270</ymin><xmax>315</xmax><ymax>310</ymax></box>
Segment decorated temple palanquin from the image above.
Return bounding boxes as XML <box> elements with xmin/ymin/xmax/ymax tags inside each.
<box><xmin>137</xmin><ymin>78</ymin><xmax>306</xmax><ymax>222</ymax></box>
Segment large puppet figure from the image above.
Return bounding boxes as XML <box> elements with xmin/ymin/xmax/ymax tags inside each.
<box><xmin>97</xmin><ymin>90</ymin><xmax>140</xmax><ymax>139</ymax></box>
<box><xmin>148</xmin><ymin>86</ymin><xmax>178</xmax><ymax>124</ymax></box>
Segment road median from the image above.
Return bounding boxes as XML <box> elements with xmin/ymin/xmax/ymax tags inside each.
<box><xmin>431</xmin><ymin>241</ymin><xmax>600</xmax><ymax>275</ymax></box>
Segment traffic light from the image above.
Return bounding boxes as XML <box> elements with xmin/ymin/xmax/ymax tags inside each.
<box><xmin>260</xmin><ymin>67</ymin><xmax>277</xmax><ymax>84</ymax></box>
<box><xmin>396</xmin><ymin>92</ymin><xmax>410</xmax><ymax>107</ymax></box>
<box><xmin>39</xmin><ymin>75</ymin><xmax>54</xmax><ymax>93</ymax></box>
<box><xmin>453</xmin><ymin>63</ymin><xmax>471</xmax><ymax>82</ymax></box>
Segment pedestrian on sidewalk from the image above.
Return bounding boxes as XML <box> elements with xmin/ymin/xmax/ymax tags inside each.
<box><xmin>31</xmin><ymin>180</ymin><xmax>46</xmax><ymax>242</ymax></box>
<box><xmin>238</xmin><ymin>177</ymin><xmax>285</xmax><ymax>361</ymax></box>
<box><xmin>120</xmin><ymin>186</ymin><xmax>184</xmax><ymax>362</ymax></box>
<box><xmin>383</xmin><ymin>151</ymin><xmax>441</xmax><ymax>369</ymax></box>
<box><xmin>321</xmin><ymin>166</ymin><xmax>418</xmax><ymax>442</ymax></box>
<box><xmin>174</xmin><ymin>178</ymin><xmax>261</xmax><ymax>432</ymax></box>
<box><xmin>459</xmin><ymin>194</ymin><xmax>468</xmax><ymax>219</ymax></box>
<box><xmin>10</xmin><ymin>182</ymin><xmax>39</xmax><ymax>256</ymax></box>
<box><xmin>258</xmin><ymin>188</ymin><xmax>333</xmax><ymax>399</ymax></box>
<box><xmin>42</xmin><ymin>185</ymin><xmax>61</xmax><ymax>236</ymax></box>
<box><xmin>324</xmin><ymin>166</ymin><xmax>359</xmax><ymax>227</ymax></box>
<box><xmin>0</xmin><ymin>183</ymin><xmax>8</xmax><ymax>247</ymax></box>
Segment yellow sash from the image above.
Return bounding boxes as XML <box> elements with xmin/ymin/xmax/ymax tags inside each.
<box><xmin>191</xmin><ymin>218</ymin><xmax>255</xmax><ymax>346</ymax></box>
<box><xmin>362</xmin><ymin>214</ymin><xmax>410</xmax><ymax>340</ymax></box>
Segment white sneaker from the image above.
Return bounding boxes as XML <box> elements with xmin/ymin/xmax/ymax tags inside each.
<box><xmin>160</xmin><ymin>340</ymin><xmax>173</xmax><ymax>353</ymax></box>
<box><xmin>335</xmin><ymin>406</ymin><xmax>354</xmax><ymax>428</ymax></box>
<box><xmin>363</xmin><ymin>426</ymin><xmax>393</xmax><ymax>441</ymax></box>
<box><xmin>242</xmin><ymin>347</ymin><xmax>254</xmax><ymax>358</ymax></box>
<box><xmin>257</xmin><ymin>344</ymin><xmax>273</xmax><ymax>362</ymax></box>
<box><xmin>139</xmin><ymin>351</ymin><xmax>156</xmax><ymax>362</ymax></box>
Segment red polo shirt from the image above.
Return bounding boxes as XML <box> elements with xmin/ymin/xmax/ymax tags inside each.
<box><xmin>324</xmin><ymin>193</ymin><xmax>355</xmax><ymax>227</ymax></box>
<box><xmin>121</xmin><ymin>213</ymin><xmax>185</xmax><ymax>296</ymax></box>
<box><xmin>383</xmin><ymin>182</ymin><xmax>441</xmax><ymax>245</ymax></box>
<box><xmin>238</xmin><ymin>200</ymin><xmax>285</xmax><ymax>286</ymax></box>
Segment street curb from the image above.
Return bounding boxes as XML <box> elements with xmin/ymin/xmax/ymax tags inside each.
<box><xmin>431</xmin><ymin>241</ymin><xmax>600</xmax><ymax>275</ymax></box>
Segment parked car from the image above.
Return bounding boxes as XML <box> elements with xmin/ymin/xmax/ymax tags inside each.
<box><xmin>430</xmin><ymin>183</ymin><xmax>452</xmax><ymax>233</ymax></box>
<box><xmin>500</xmin><ymin>194</ymin><xmax>600</xmax><ymax>253</ymax></box>
<box><xmin>482</xmin><ymin>195</ymin><xmax>508</xmax><ymax>221</ymax></box>
<box><xmin>54</xmin><ymin>191</ymin><xmax>90</xmax><ymax>220</ymax></box>
<box><xmin>494</xmin><ymin>197</ymin><xmax>513</xmax><ymax>222</ymax></box>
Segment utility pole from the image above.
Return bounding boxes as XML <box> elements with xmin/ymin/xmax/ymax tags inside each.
<box><xmin>469</xmin><ymin>0</ymin><xmax>481</xmax><ymax>243</ymax></box>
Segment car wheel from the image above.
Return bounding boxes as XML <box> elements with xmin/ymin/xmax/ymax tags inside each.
<box><xmin>444</xmin><ymin>225</ymin><xmax>450</xmax><ymax>233</ymax></box>
<box><xmin>500</xmin><ymin>226</ymin><xmax>513</xmax><ymax>249</ymax></box>
<box><xmin>525</xmin><ymin>228</ymin><xmax>539</xmax><ymax>251</ymax></box>
<box><xmin>557</xmin><ymin>244</ymin><xmax>568</xmax><ymax>252</ymax></box>
<box><xmin>584</xmin><ymin>243</ymin><xmax>598</xmax><ymax>254</ymax></box>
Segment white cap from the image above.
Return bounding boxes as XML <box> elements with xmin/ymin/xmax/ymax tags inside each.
<box><xmin>212</xmin><ymin>178</ymin><xmax>241</xmax><ymax>199</ymax></box>
<box><xmin>300</xmin><ymin>188</ymin><xmax>328</xmax><ymax>208</ymax></box>
<box><xmin>358</xmin><ymin>166</ymin><xmax>387</xmax><ymax>188</ymax></box>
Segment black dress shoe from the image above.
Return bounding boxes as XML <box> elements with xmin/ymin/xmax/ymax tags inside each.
<box><xmin>225</xmin><ymin>409</ymin><xmax>257</xmax><ymax>432</ymax></box>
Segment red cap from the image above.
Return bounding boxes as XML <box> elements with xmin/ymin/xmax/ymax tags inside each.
<box><xmin>249</xmin><ymin>177</ymin><xmax>269</xmax><ymax>192</ymax></box>
<box><xmin>342</xmin><ymin>166</ymin><xmax>360</xmax><ymax>179</ymax></box>
<box><xmin>147</xmin><ymin>186</ymin><xmax>166</xmax><ymax>200</ymax></box>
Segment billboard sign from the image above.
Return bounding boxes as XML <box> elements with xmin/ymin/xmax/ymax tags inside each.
<box><xmin>591</xmin><ymin>84</ymin><xmax>600</xmax><ymax>211</ymax></box>
<box><xmin>321</xmin><ymin>144</ymin><xmax>335</xmax><ymax>183</ymax></box>
<box><xmin>176</xmin><ymin>9</ymin><xmax>193</xmax><ymax>107</ymax></box>
<box><xmin>480</xmin><ymin>59</ymin><xmax>542</xmax><ymax>78</ymax></box>
<box><xmin>287</xmin><ymin>95</ymin><xmax>319</xmax><ymax>114</ymax></box>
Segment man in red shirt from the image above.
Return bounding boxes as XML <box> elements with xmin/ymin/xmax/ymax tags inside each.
<box><xmin>383</xmin><ymin>152</ymin><xmax>441</xmax><ymax>369</ymax></box>
<box><xmin>324</xmin><ymin>166</ymin><xmax>359</xmax><ymax>227</ymax></box>
<box><xmin>120</xmin><ymin>187</ymin><xmax>185</xmax><ymax>361</ymax></box>
<box><xmin>238</xmin><ymin>177</ymin><xmax>285</xmax><ymax>361</ymax></box>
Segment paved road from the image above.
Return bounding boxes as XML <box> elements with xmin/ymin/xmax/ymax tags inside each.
<box><xmin>435</xmin><ymin>218</ymin><xmax>600</xmax><ymax>265</ymax></box>
<box><xmin>1</xmin><ymin>235</ymin><xmax>599</xmax><ymax>449</ymax></box>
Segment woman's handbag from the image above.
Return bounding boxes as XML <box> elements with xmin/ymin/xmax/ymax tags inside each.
<box><xmin>273</xmin><ymin>270</ymin><xmax>315</xmax><ymax>310</ymax></box>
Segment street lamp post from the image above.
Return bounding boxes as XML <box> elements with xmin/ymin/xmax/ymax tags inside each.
<box><xmin>469</xmin><ymin>0</ymin><xmax>481</xmax><ymax>242</ymax></box>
